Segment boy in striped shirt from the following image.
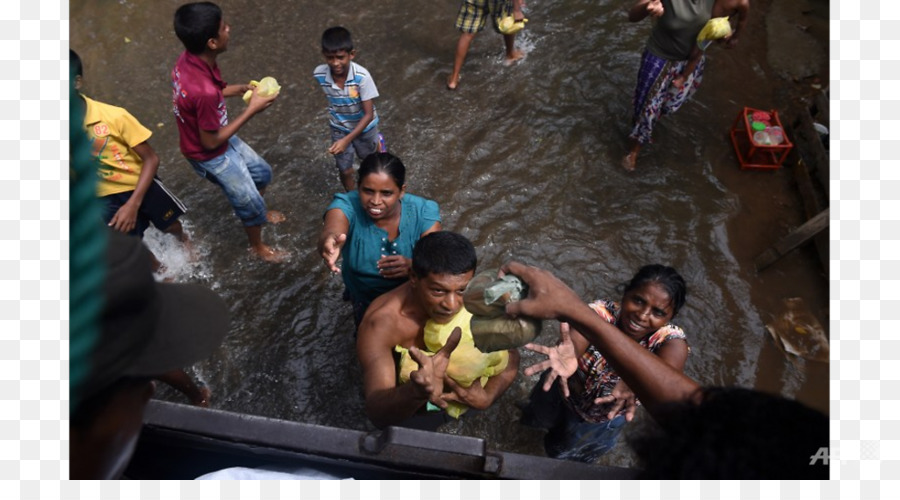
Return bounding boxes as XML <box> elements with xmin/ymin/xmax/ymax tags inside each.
<box><xmin>314</xmin><ymin>26</ymin><xmax>382</xmax><ymax>191</ymax></box>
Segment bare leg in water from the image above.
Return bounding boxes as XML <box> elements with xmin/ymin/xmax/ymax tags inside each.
<box><xmin>448</xmin><ymin>32</ymin><xmax>476</xmax><ymax>90</ymax></box>
<box><xmin>339</xmin><ymin>168</ymin><xmax>356</xmax><ymax>192</ymax></box>
<box><xmin>246</xmin><ymin>186</ymin><xmax>288</xmax><ymax>262</ymax></box>
<box><xmin>164</xmin><ymin>219</ymin><xmax>196</xmax><ymax>261</ymax></box>
<box><xmin>448</xmin><ymin>18</ymin><xmax>524</xmax><ymax>89</ymax></box>
<box><xmin>623</xmin><ymin>139</ymin><xmax>641</xmax><ymax>171</ymax></box>
<box><xmin>257</xmin><ymin>188</ymin><xmax>286</xmax><ymax>224</ymax></box>
<box><xmin>156</xmin><ymin>369</ymin><xmax>211</xmax><ymax>407</ymax></box>
<box><xmin>502</xmin><ymin>33</ymin><xmax>524</xmax><ymax>65</ymax></box>
<box><xmin>245</xmin><ymin>224</ymin><xmax>289</xmax><ymax>262</ymax></box>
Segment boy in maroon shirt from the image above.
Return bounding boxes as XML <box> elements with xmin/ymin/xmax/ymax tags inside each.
<box><xmin>172</xmin><ymin>1</ymin><xmax>287</xmax><ymax>262</ymax></box>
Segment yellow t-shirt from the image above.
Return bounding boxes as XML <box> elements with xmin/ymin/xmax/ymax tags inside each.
<box><xmin>82</xmin><ymin>95</ymin><xmax>152</xmax><ymax>197</ymax></box>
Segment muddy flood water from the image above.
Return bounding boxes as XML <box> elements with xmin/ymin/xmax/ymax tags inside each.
<box><xmin>71</xmin><ymin>0</ymin><xmax>830</xmax><ymax>467</ymax></box>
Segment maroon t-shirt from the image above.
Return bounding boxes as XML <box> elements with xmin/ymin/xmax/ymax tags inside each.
<box><xmin>171</xmin><ymin>51</ymin><xmax>229</xmax><ymax>161</ymax></box>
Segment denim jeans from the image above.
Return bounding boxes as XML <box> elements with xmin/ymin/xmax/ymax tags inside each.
<box><xmin>188</xmin><ymin>135</ymin><xmax>271</xmax><ymax>227</ymax></box>
<box><xmin>521</xmin><ymin>370</ymin><xmax>628</xmax><ymax>463</ymax></box>
<box><xmin>546</xmin><ymin>412</ymin><xmax>627</xmax><ymax>463</ymax></box>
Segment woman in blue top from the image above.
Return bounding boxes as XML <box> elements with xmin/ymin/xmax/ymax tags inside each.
<box><xmin>318</xmin><ymin>152</ymin><xmax>442</xmax><ymax>327</ymax></box>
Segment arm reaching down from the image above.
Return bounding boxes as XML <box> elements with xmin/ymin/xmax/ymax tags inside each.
<box><xmin>329</xmin><ymin>99</ymin><xmax>375</xmax><ymax>155</ymax></box>
<box><xmin>318</xmin><ymin>208</ymin><xmax>350</xmax><ymax>273</ymax></box>
<box><xmin>673</xmin><ymin>45</ymin><xmax>703</xmax><ymax>90</ymax></box>
<box><xmin>108</xmin><ymin>141</ymin><xmax>159</xmax><ymax>233</ymax></box>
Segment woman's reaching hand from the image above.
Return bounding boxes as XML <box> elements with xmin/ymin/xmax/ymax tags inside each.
<box><xmin>523</xmin><ymin>322</ymin><xmax>579</xmax><ymax>397</ymax></box>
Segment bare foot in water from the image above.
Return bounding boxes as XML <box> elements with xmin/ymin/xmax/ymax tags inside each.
<box><xmin>504</xmin><ymin>49</ymin><xmax>525</xmax><ymax>66</ymax></box>
<box><xmin>447</xmin><ymin>75</ymin><xmax>460</xmax><ymax>90</ymax></box>
<box><xmin>266</xmin><ymin>210</ymin><xmax>286</xmax><ymax>224</ymax></box>
<box><xmin>622</xmin><ymin>152</ymin><xmax>638</xmax><ymax>171</ymax></box>
<box><xmin>251</xmin><ymin>244</ymin><xmax>290</xmax><ymax>263</ymax></box>
<box><xmin>193</xmin><ymin>385</ymin><xmax>211</xmax><ymax>408</ymax></box>
<box><xmin>181</xmin><ymin>238</ymin><xmax>198</xmax><ymax>264</ymax></box>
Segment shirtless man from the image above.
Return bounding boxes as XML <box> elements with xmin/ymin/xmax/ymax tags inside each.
<box><xmin>357</xmin><ymin>231</ymin><xmax>520</xmax><ymax>428</ymax></box>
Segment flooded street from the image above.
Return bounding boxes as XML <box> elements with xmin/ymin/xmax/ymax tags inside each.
<box><xmin>71</xmin><ymin>0</ymin><xmax>829</xmax><ymax>465</ymax></box>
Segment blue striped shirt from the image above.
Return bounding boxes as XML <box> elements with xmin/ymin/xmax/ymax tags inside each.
<box><xmin>313</xmin><ymin>62</ymin><xmax>380</xmax><ymax>133</ymax></box>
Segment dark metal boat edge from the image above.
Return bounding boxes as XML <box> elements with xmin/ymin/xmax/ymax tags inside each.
<box><xmin>125</xmin><ymin>400</ymin><xmax>639</xmax><ymax>480</ymax></box>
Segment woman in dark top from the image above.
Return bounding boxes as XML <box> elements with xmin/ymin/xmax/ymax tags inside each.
<box><xmin>623</xmin><ymin>0</ymin><xmax>749</xmax><ymax>171</ymax></box>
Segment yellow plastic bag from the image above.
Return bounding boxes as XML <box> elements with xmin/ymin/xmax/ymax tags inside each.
<box><xmin>394</xmin><ymin>345</ymin><xmax>471</xmax><ymax>419</ymax></box>
<box><xmin>696</xmin><ymin>17</ymin><xmax>732</xmax><ymax>50</ymax></box>
<box><xmin>697</xmin><ymin>17</ymin><xmax>732</xmax><ymax>42</ymax></box>
<box><xmin>395</xmin><ymin>306</ymin><xmax>509</xmax><ymax>418</ymax></box>
<box><xmin>497</xmin><ymin>15</ymin><xmax>528</xmax><ymax>35</ymax></box>
<box><xmin>424</xmin><ymin>307</ymin><xmax>474</xmax><ymax>351</ymax></box>
<box><xmin>242</xmin><ymin>76</ymin><xmax>281</xmax><ymax>104</ymax></box>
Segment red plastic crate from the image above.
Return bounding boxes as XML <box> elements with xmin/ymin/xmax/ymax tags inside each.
<box><xmin>730</xmin><ymin>107</ymin><xmax>793</xmax><ymax>170</ymax></box>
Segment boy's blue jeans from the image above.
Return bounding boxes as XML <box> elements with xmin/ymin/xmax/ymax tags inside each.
<box><xmin>188</xmin><ymin>135</ymin><xmax>271</xmax><ymax>227</ymax></box>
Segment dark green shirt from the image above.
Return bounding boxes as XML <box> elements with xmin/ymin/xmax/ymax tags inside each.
<box><xmin>646</xmin><ymin>0</ymin><xmax>715</xmax><ymax>61</ymax></box>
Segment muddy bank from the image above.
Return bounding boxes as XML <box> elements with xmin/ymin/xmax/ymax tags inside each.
<box><xmin>716</xmin><ymin>0</ymin><xmax>829</xmax><ymax>413</ymax></box>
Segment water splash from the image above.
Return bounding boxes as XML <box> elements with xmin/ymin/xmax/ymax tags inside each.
<box><xmin>141</xmin><ymin>220</ymin><xmax>214</xmax><ymax>284</ymax></box>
